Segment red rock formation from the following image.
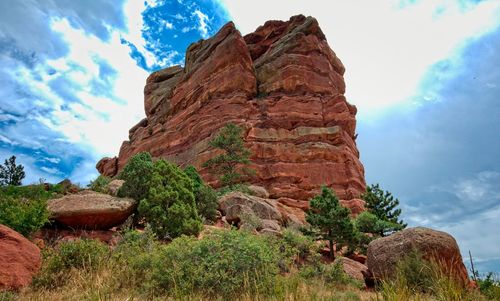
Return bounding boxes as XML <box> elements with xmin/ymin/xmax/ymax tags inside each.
<box><xmin>97</xmin><ymin>15</ymin><xmax>366</xmax><ymax>214</ymax></box>
<box><xmin>0</xmin><ymin>224</ymin><xmax>41</xmax><ymax>290</ymax></box>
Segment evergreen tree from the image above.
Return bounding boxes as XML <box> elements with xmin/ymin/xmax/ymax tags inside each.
<box><xmin>184</xmin><ymin>166</ymin><xmax>218</xmax><ymax>223</ymax></box>
<box><xmin>138</xmin><ymin>159</ymin><xmax>202</xmax><ymax>239</ymax></box>
<box><xmin>117</xmin><ymin>152</ymin><xmax>154</xmax><ymax>201</ymax></box>
<box><xmin>305</xmin><ymin>186</ymin><xmax>356</xmax><ymax>259</ymax></box>
<box><xmin>0</xmin><ymin>155</ymin><xmax>25</xmax><ymax>186</ymax></box>
<box><xmin>362</xmin><ymin>183</ymin><xmax>406</xmax><ymax>235</ymax></box>
<box><xmin>203</xmin><ymin>123</ymin><xmax>254</xmax><ymax>187</ymax></box>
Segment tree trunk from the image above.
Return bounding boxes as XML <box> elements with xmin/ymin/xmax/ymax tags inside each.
<box><xmin>329</xmin><ymin>239</ymin><xmax>335</xmax><ymax>260</ymax></box>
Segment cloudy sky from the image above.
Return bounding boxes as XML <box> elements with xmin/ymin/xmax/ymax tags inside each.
<box><xmin>0</xmin><ymin>0</ymin><xmax>499</xmax><ymax>273</ymax></box>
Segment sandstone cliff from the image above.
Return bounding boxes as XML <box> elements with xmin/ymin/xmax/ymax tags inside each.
<box><xmin>97</xmin><ymin>15</ymin><xmax>366</xmax><ymax>213</ymax></box>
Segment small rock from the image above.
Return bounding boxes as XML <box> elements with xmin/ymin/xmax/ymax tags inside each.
<box><xmin>247</xmin><ymin>185</ymin><xmax>269</xmax><ymax>198</ymax></box>
<box><xmin>336</xmin><ymin>256</ymin><xmax>368</xmax><ymax>282</ymax></box>
<box><xmin>105</xmin><ymin>179</ymin><xmax>125</xmax><ymax>196</ymax></box>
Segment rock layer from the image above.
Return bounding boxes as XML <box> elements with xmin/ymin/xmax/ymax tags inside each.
<box><xmin>97</xmin><ymin>15</ymin><xmax>366</xmax><ymax>214</ymax></box>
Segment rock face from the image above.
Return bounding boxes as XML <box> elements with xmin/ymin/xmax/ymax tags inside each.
<box><xmin>367</xmin><ymin>227</ymin><xmax>469</xmax><ymax>285</ymax></box>
<box><xmin>97</xmin><ymin>15</ymin><xmax>366</xmax><ymax>216</ymax></box>
<box><xmin>47</xmin><ymin>190</ymin><xmax>137</xmax><ymax>230</ymax></box>
<box><xmin>0</xmin><ymin>224</ymin><xmax>41</xmax><ymax>290</ymax></box>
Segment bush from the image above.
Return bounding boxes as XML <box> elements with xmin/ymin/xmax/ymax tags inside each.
<box><xmin>0</xmin><ymin>184</ymin><xmax>59</xmax><ymax>201</ymax></box>
<box><xmin>378</xmin><ymin>251</ymin><xmax>484</xmax><ymax>301</ymax></box>
<box><xmin>117</xmin><ymin>152</ymin><xmax>154</xmax><ymax>200</ymax></box>
<box><xmin>149</xmin><ymin>229</ymin><xmax>282</xmax><ymax>297</ymax></box>
<box><xmin>184</xmin><ymin>166</ymin><xmax>218</xmax><ymax>223</ymax></box>
<box><xmin>33</xmin><ymin>239</ymin><xmax>109</xmax><ymax>289</ymax></box>
<box><xmin>138</xmin><ymin>159</ymin><xmax>202</xmax><ymax>239</ymax></box>
<box><xmin>88</xmin><ymin>175</ymin><xmax>111</xmax><ymax>193</ymax></box>
<box><xmin>281</xmin><ymin>228</ymin><xmax>317</xmax><ymax>262</ymax></box>
<box><xmin>477</xmin><ymin>273</ymin><xmax>500</xmax><ymax>300</ymax></box>
<box><xmin>0</xmin><ymin>195</ymin><xmax>49</xmax><ymax>237</ymax></box>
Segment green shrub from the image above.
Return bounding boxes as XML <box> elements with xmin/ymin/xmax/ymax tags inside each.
<box><xmin>184</xmin><ymin>166</ymin><xmax>218</xmax><ymax>223</ymax></box>
<box><xmin>0</xmin><ymin>184</ymin><xmax>58</xmax><ymax>201</ymax></box>
<box><xmin>138</xmin><ymin>159</ymin><xmax>202</xmax><ymax>239</ymax></box>
<box><xmin>478</xmin><ymin>272</ymin><xmax>500</xmax><ymax>300</ymax></box>
<box><xmin>362</xmin><ymin>183</ymin><xmax>406</xmax><ymax>235</ymax></box>
<box><xmin>117</xmin><ymin>152</ymin><xmax>154</xmax><ymax>200</ymax></box>
<box><xmin>87</xmin><ymin>175</ymin><xmax>111</xmax><ymax>193</ymax></box>
<box><xmin>149</xmin><ymin>229</ymin><xmax>282</xmax><ymax>297</ymax></box>
<box><xmin>281</xmin><ymin>228</ymin><xmax>317</xmax><ymax>262</ymax></box>
<box><xmin>33</xmin><ymin>239</ymin><xmax>109</xmax><ymax>289</ymax></box>
<box><xmin>0</xmin><ymin>195</ymin><xmax>49</xmax><ymax>237</ymax></box>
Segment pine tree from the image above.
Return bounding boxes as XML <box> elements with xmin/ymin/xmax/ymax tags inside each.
<box><xmin>306</xmin><ymin>186</ymin><xmax>356</xmax><ymax>259</ymax></box>
<box><xmin>202</xmin><ymin>123</ymin><xmax>254</xmax><ymax>187</ymax></box>
<box><xmin>362</xmin><ymin>183</ymin><xmax>406</xmax><ymax>235</ymax></box>
<box><xmin>0</xmin><ymin>155</ymin><xmax>25</xmax><ymax>186</ymax></box>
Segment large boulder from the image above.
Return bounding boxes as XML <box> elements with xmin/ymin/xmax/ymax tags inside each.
<box><xmin>367</xmin><ymin>227</ymin><xmax>469</xmax><ymax>285</ymax></box>
<box><xmin>0</xmin><ymin>225</ymin><xmax>41</xmax><ymax>290</ymax></box>
<box><xmin>47</xmin><ymin>190</ymin><xmax>137</xmax><ymax>230</ymax></box>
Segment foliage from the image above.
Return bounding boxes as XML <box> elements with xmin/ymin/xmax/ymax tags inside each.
<box><xmin>305</xmin><ymin>186</ymin><xmax>357</xmax><ymax>259</ymax></box>
<box><xmin>33</xmin><ymin>239</ymin><xmax>109</xmax><ymax>289</ymax></box>
<box><xmin>184</xmin><ymin>166</ymin><xmax>218</xmax><ymax>223</ymax></box>
<box><xmin>202</xmin><ymin>123</ymin><xmax>254</xmax><ymax>188</ymax></box>
<box><xmin>362</xmin><ymin>184</ymin><xmax>406</xmax><ymax>235</ymax></box>
<box><xmin>353</xmin><ymin>211</ymin><xmax>402</xmax><ymax>251</ymax></box>
<box><xmin>0</xmin><ymin>155</ymin><xmax>25</xmax><ymax>186</ymax></box>
<box><xmin>281</xmin><ymin>228</ymin><xmax>318</xmax><ymax>262</ymax></box>
<box><xmin>216</xmin><ymin>183</ymin><xmax>252</xmax><ymax>196</ymax></box>
<box><xmin>149</xmin><ymin>229</ymin><xmax>282</xmax><ymax>297</ymax></box>
<box><xmin>87</xmin><ymin>175</ymin><xmax>111</xmax><ymax>193</ymax></box>
<box><xmin>477</xmin><ymin>272</ymin><xmax>500</xmax><ymax>300</ymax></box>
<box><xmin>0</xmin><ymin>195</ymin><xmax>49</xmax><ymax>237</ymax></box>
<box><xmin>377</xmin><ymin>251</ymin><xmax>486</xmax><ymax>301</ymax></box>
<box><xmin>138</xmin><ymin>159</ymin><xmax>202</xmax><ymax>239</ymax></box>
<box><xmin>117</xmin><ymin>152</ymin><xmax>154</xmax><ymax>201</ymax></box>
<box><xmin>0</xmin><ymin>183</ymin><xmax>61</xmax><ymax>201</ymax></box>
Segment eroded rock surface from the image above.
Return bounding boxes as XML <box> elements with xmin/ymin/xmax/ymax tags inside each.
<box><xmin>97</xmin><ymin>15</ymin><xmax>366</xmax><ymax>218</ymax></box>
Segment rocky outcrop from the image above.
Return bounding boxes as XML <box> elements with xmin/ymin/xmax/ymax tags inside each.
<box><xmin>105</xmin><ymin>179</ymin><xmax>125</xmax><ymax>196</ymax></box>
<box><xmin>0</xmin><ymin>225</ymin><xmax>41</xmax><ymax>290</ymax></box>
<box><xmin>97</xmin><ymin>15</ymin><xmax>366</xmax><ymax>218</ymax></box>
<box><xmin>366</xmin><ymin>227</ymin><xmax>469</xmax><ymax>285</ymax></box>
<box><xmin>47</xmin><ymin>190</ymin><xmax>137</xmax><ymax>230</ymax></box>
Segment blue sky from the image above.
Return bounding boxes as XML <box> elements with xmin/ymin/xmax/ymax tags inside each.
<box><xmin>0</xmin><ymin>0</ymin><xmax>499</xmax><ymax>273</ymax></box>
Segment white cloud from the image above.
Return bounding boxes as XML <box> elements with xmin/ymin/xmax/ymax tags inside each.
<box><xmin>43</xmin><ymin>157</ymin><xmax>61</xmax><ymax>164</ymax></box>
<box><xmin>193</xmin><ymin>9</ymin><xmax>209</xmax><ymax>38</ymax></box>
<box><xmin>40</xmin><ymin>166</ymin><xmax>61</xmax><ymax>175</ymax></box>
<box><xmin>218</xmin><ymin>0</ymin><xmax>500</xmax><ymax>118</ymax></box>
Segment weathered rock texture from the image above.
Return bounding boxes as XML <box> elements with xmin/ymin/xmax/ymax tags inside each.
<box><xmin>97</xmin><ymin>15</ymin><xmax>366</xmax><ymax>215</ymax></box>
<box><xmin>47</xmin><ymin>190</ymin><xmax>137</xmax><ymax>230</ymax></box>
<box><xmin>0</xmin><ymin>224</ymin><xmax>41</xmax><ymax>290</ymax></box>
<box><xmin>367</xmin><ymin>227</ymin><xmax>469</xmax><ymax>285</ymax></box>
